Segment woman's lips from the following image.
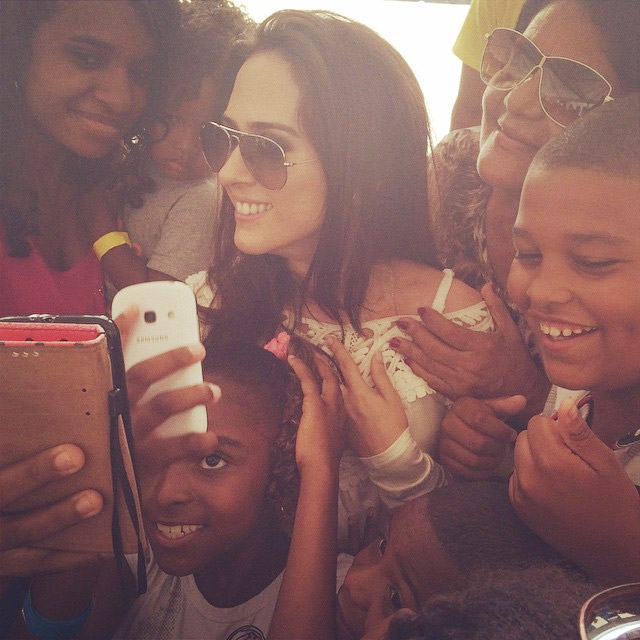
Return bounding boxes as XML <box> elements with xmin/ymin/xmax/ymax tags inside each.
<box><xmin>73</xmin><ymin>109</ymin><xmax>123</xmax><ymax>138</ymax></box>
<box><xmin>495</xmin><ymin>127</ymin><xmax>538</xmax><ymax>152</ymax></box>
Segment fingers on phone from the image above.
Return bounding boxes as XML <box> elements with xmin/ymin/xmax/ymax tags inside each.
<box><xmin>0</xmin><ymin>490</ymin><xmax>103</xmax><ymax>551</ymax></box>
<box><xmin>0</xmin><ymin>445</ymin><xmax>86</xmax><ymax>507</ymax></box>
<box><xmin>113</xmin><ymin>304</ymin><xmax>139</xmax><ymax>342</ymax></box>
<box><xmin>134</xmin><ymin>383</ymin><xmax>216</xmax><ymax>439</ymax></box>
<box><xmin>126</xmin><ymin>344</ymin><xmax>205</xmax><ymax>402</ymax></box>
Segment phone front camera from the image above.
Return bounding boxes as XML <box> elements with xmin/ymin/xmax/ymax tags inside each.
<box><xmin>144</xmin><ymin>311</ymin><xmax>156</xmax><ymax>323</ymax></box>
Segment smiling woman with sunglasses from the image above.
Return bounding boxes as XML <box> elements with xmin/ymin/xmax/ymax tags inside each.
<box><xmin>390</xmin><ymin>0</ymin><xmax>640</xmax><ymax>480</ymax></box>
<box><xmin>188</xmin><ymin>10</ymin><xmax>495</xmax><ymax>554</ymax></box>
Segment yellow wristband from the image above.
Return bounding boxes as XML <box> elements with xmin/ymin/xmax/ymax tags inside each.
<box><xmin>92</xmin><ymin>231</ymin><xmax>131</xmax><ymax>260</ymax></box>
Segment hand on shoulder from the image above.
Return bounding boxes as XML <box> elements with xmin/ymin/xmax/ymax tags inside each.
<box><xmin>385</xmin><ymin>261</ymin><xmax>481</xmax><ymax>317</ymax></box>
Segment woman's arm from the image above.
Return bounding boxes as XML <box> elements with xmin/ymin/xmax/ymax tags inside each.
<box><xmin>326</xmin><ymin>337</ymin><xmax>449</xmax><ymax>506</ymax></box>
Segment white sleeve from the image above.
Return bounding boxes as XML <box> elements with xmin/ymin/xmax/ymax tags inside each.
<box><xmin>359</xmin><ymin>428</ymin><xmax>450</xmax><ymax>508</ymax></box>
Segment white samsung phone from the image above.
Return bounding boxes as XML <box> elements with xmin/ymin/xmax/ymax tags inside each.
<box><xmin>112</xmin><ymin>281</ymin><xmax>207</xmax><ymax>437</ymax></box>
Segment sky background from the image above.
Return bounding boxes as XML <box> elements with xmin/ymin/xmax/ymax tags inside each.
<box><xmin>237</xmin><ymin>1</ymin><xmax>469</xmax><ymax>142</ymax></box>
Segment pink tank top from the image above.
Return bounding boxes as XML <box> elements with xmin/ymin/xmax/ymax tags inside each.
<box><xmin>0</xmin><ymin>231</ymin><xmax>107</xmax><ymax>316</ymax></box>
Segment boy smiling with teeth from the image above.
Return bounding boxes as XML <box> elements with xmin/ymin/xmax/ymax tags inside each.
<box><xmin>506</xmin><ymin>93</ymin><xmax>640</xmax><ymax>585</ymax></box>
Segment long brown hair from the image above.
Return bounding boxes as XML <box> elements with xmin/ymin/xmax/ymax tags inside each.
<box><xmin>206</xmin><ymin>10</ymin><xmax>438</xmax><ymax>344</ymax></box>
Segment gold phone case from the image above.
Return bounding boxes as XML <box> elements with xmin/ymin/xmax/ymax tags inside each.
<box><xmin>0</xmin><ymin>321</ymin><xmax>145</xmax><ymax>557</ymax></box>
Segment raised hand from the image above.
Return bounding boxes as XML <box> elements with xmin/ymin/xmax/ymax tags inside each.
<box><xmin>325</xmin><ymin>336</ymin><xmax>407</xmax><ymax>457</ymax></box>
<box><xmin>287</xmin><ymin>352</ymin><xmax>345</xmax><ymax>476</ymax></box>
<box><xmin>114</xmin><ymin>306</ymin><xmax>219</xmax><ymax>469</ymax></box>
<box><xmin>509</xmin><ymin>398</ymin><xmax>640</xmax><ymax>583</ymax></box>
<box><xmin>269</xmin><ymin>353</ymin><xmax>345</xmax><ymax>640</ymax></box>
<box><xmin>439</xmin><ymin>395</ymin><xmax>524</xmax><ymax>479</ymax></box>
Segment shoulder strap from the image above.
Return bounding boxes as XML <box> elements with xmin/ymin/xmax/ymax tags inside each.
<box><xmin>431</xmin><ymin>268</ymin><xmax>455</xmax><ymax>313</ymax></box>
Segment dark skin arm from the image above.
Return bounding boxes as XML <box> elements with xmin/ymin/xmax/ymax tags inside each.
<box><xmin>393</xmin><ymin>283</ymin><xmax>550</xmax><ymax>427</ymax></box>
<box><xmin>0</xmin><ymin>446</ymin><xmax>104</xmax><ymax>580</ymax></box>
<box><xmin>85</xmin><ymin>185</ymin><xmax>174</xmax><ymax>290</ymax></box>
<box><xmin>439</xmin><ymin>395</ymin><xmax>525</xmax><ymax>479</ymax></box>
<box><xmin>510</xmin><ymin>400</ymin><xmax>640</xmax><ymax>585</ymax></box>
<box><xmin>269</xmin><ymin>355</ymin><xmax>345</xmax><ymax>640</ymax></box>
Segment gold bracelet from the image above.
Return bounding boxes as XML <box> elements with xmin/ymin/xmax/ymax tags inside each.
<box><xmin>92</xmin><ymin>231</ymin><xmax>131</xmax><ymax>260</ymax></box>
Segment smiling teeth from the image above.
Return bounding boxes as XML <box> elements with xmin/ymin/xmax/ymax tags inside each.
<box><xmin>540</xmin><ymin>322</ymin><xmax>596</xmax><ymax>338</ymax></box>
<box><xmin>156</xmin><ymin>523</ymin><xmax>203</xmax><ymax>539</ymax></box>
<box><xmin>236</xmin><ymin>201</ymin><xmax>272</xmax><ymax>215</ymax></box>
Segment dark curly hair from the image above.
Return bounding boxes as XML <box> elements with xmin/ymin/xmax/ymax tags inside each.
<box><xmin>200</xmin><ymin>337</ymin><xmax>328</xmax><ymax>532</ymax></box>
<box><xmin>385</xmin><ymin>566</ymin><xmax>597</xmax><ymax>640</ymax></box>
<box><xmin>383</xmin><ymin>481</ymin><xmax>600</xmax><ymax>640</ymax></box>
<box><xmin>124</xmin><ymin>0</ymin><xmax>255</xmax><ymax>209</ymax></box>
<box><xmin>0</xmin><ymin>0</ymin><xmax>181</xmax><ymax>256</ymax></box>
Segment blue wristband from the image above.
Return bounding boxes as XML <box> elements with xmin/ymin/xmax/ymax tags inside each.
<box><xmin>22</xmin><ymin>587</ymin><xmax>93</xmax><ymax>640</ymax></box>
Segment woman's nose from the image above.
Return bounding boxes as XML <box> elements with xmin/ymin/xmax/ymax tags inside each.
<box><xmin>217</xmin><ymin>141</ymin><xmax>254</xmax><ymax>186</ymax></box>
<box><xmin>503</xmin><ymin>67</ymin><xmax>545</xmax><ymax>120</ymax></box>
<box><xmin>148</xmin><ymin>462</ymin><xmax>192</xmax><ymax>508</ymax></box>
<box><xmin>93</xmin><ymin>65</ymin><xmax>141</xmax><ymax>117</ymax></box>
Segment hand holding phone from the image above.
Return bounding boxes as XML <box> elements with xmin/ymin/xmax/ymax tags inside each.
<box><xmin>112</xmin><ymin>281</ymin><xmax>207</xmax><ymax>437</ymax></box>
<box><xmin>0</xmin><ymin>316</ymin><xmax>143</xmax><ymax>561</ymax></box>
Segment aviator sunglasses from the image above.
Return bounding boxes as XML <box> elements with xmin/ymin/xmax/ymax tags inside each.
<box><xmin>200</xmin><ymin>121</ymin><xmax>318</xmax><ymax>190</ymax></box>
<box><xmin>481</xmin><ymin>27</ymin><xmax>614</xmax><ymax>127</ymax></box>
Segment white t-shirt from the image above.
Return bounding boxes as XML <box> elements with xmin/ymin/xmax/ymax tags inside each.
<box><xmin>113</xmin><ymin>551</ymin><xmax>353</xmax><ymax>640</ymax></box>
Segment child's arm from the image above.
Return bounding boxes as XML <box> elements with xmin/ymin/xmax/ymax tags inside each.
<box><xmin>268</xmin><ymin>354</ymin><xmax>345</xmax><ymax>640</ymax></box>
<box><xmin>19</xmin><ymin>557</ymin><xmax>131</xmax><ymax>640</ymax></box>
<box><xmin>510</xmin><ymin>399</ymin><xmax>640</xmax><ymax>584</ymax></box>
<box><xmin>86</xmin><ymin>185</ymin><xmax>175</xmax><ymax>289</ymax></box>
<box><xmin>128</xmin><ymin>181</ymin><xmax>218</xmax><ymax>283</ymax></box>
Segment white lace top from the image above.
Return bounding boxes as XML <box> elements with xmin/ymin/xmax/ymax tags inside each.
<box><xmin>186</xmin><ymin>269</ymin><xmax>494</xmax><ymax>549</ymax></box>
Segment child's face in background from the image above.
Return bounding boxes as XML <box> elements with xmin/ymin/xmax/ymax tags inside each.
<box><xmin>336</xmin><ymin>495</ymin><xmax>461</xmax><ymax>640</ymax></box>
<box><xmin>508</xmin><ymin>165</ymin><xmax>640</xmax><ymax>393</ymax></box>
<box><xmin>140</xmin><ymin>375</ymin><xmax>281</xmax><ymax>578</ymax></box>
<box><xmin>149</xmin><ymin>75</ymin><xmax>216</xmax><ymax>181</ymax></box>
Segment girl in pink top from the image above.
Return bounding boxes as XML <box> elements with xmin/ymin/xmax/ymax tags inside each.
<box><xmin>0</xmin><ymin>0</ymin><xmax>180</xmax><ymax>316</ymax></box>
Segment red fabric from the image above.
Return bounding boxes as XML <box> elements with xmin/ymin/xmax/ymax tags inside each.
<box><xmin>0</xmin><ymin>230</ymin><xmax>107</xmax><ymax>317</ymax></box>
